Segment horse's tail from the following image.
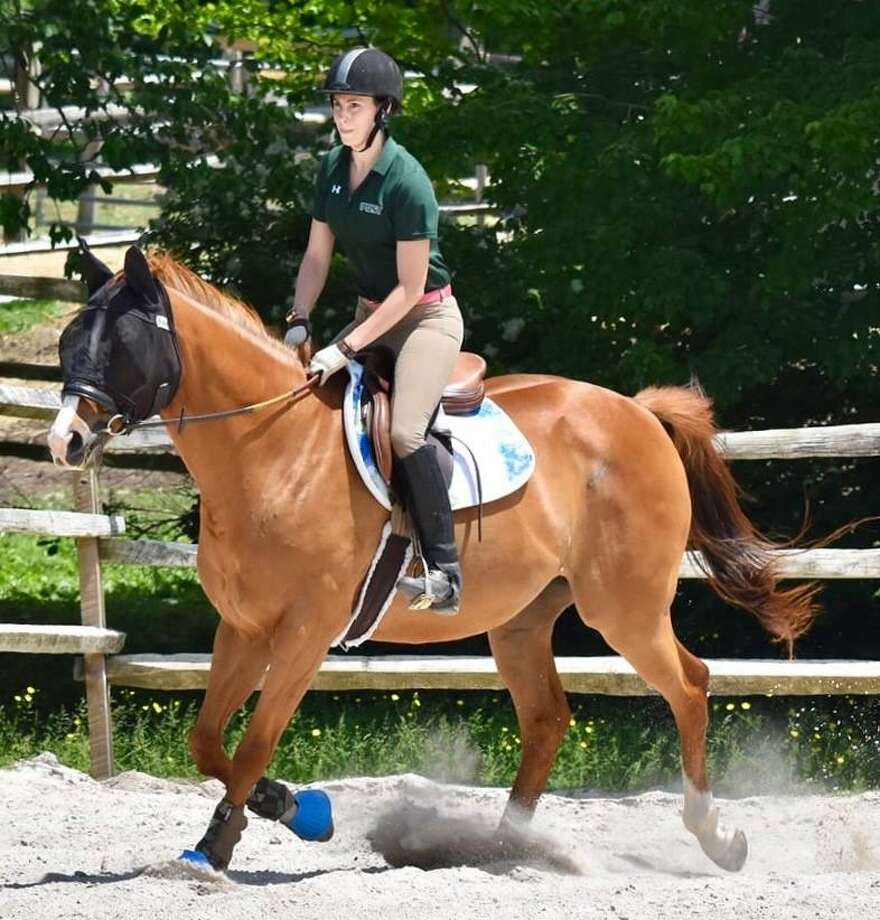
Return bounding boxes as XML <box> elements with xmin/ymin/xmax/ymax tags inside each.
<box><xmin>634</xmin><ymin>382</ymin><xmax>819</xmax><ymax>652</ymax></box>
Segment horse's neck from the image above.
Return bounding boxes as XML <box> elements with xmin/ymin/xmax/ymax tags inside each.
<box><xmin>160</xmin><ymin>290</ymin><xmax>325</xmax><ymax>493</ymax></box>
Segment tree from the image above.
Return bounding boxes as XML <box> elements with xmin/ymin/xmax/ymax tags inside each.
<box><xmin>2</xmin><ymin>1</ymin><xmax>877</xmax><ymax>657</ymax></box>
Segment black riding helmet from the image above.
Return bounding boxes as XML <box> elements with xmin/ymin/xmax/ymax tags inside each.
<box><xmin>322</xmin><ymin>47</ymin><xmax>403</xmax><ymax>150</ymax></box>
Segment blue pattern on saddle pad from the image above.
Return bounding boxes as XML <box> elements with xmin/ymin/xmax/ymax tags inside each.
<box><xmin>342</xmin><ymin>361</ymin><xmax>536</xmax><ymax>512</ymax></box>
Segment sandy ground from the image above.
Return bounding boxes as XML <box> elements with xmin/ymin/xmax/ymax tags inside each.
<box><xmin>1</xmin><ymin>754</ymin><xmax>879</xmax><ymax>920</ymax></box>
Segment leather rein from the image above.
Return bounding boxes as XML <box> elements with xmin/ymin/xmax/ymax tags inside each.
<box><xmin>108</xmin><ymin>374</ymin><xmax>321</xmax><ymax>437</ymax></box>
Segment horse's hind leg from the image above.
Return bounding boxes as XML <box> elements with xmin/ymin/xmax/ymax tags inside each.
<box><xmin>489</xmin><ymin>578</ymin><xmax>573</xmax><ymax>823</ymax></box>
<box><xmin>672</xmin><ymin>639</ymin><xmax>748</xmax><ymax>870</ymax></box>
<box><xmin>602</xmin><ymin>617</ymin><xmax>748</xmax><ymax>872</ymax></box>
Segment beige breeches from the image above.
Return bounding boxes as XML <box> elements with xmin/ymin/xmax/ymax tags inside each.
<box><xmin>335</xmin><ymin>296</ymin><xmax>464</xmax><ymax>458</ymax></box>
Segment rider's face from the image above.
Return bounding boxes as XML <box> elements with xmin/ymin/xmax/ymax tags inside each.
<box><xmin>332</xmin><ymin>94</ymin><xmax>380</xmax><ymax>149</ymax></box>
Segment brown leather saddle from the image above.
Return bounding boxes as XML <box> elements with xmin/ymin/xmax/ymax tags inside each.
<box><xmin>360</xmin><ymin>350</ymin><xmax>487</xmax><ymax>485</ymax></box>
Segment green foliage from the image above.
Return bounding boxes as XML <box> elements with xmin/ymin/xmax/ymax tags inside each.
<box><xmin>3</xmin><ymin>1</ymin><xmax>877</xmax><ymax>407</ymax></box>
<box><xmin>1</xmin><ymin>3</ymin><xmax>877</xmax><ymax>682</ymax></box>
<box><xmin>0</xmin><ymin>297</ymin><xmax>63</xmax><ymax>333</ymax></box>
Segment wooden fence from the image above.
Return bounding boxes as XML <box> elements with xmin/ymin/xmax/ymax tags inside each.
<box><xmin>1</xmin><ymin>362</ymin><xmax>879</xmax><ymax>780</ymax></box>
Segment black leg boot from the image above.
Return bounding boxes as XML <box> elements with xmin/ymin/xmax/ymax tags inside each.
<box><xmin>396</xmin><ymin>444</ymin><xmax>462</xmax><ymax>614</ymax></box>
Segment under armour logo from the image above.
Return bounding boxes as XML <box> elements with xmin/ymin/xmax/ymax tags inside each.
<box><xmin>331</xmin><ymin>184</ymin><xmax>342</xmax><ymax>194</ymax></box>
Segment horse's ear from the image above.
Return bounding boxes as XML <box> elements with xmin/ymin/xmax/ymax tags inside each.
<box><xmin>123</xmin><ymin>246</ymin><xmax>159</xmax><ymax>302</ymax></box>
<box><xmin>76</xmin><ymin>236</ymin><xmax>114</xmax><ymax>295</ymax></box>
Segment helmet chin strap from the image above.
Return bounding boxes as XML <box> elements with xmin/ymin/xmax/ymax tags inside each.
<box><xmin>355</xmin><ymin>100</ymin><xmax>391</xmax><ymax>153</ymax></box>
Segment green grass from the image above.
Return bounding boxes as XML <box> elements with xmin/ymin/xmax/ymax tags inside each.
<box><xmin>2</xmin><ymin>686</ymin><xmax>879</xmax><ymax>794</ymax></box>
<box><xmin>1</xmin><ymin>514</ymin><xmax>215</xmax><ymax>712</ymax></box>
<box><xmin>0</xmin><ymin>298</ymin><xmax>65</xmax><ymax>334</ymax></box>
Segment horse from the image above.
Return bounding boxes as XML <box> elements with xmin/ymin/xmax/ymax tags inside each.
<box><xmin>48</xmin><ymin>245</ymin><xmax>817</xmax><ymax>874</ymax></box>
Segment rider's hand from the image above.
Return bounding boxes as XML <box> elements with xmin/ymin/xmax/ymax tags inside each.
<box><xmin>284</xmin><ymin>310</ymin><xmax>311</xmax><ymax>348</ymax></box>
<box><xmin>308</xmin><ymin>342</ymin><xmax>350</xmax><ymax>385</ymax></box>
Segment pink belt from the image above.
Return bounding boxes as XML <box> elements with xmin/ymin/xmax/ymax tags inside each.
<box><xmin>359</xmin><ymin>283</ymin><xmax>453</xmax><ymax>312</ymax></box>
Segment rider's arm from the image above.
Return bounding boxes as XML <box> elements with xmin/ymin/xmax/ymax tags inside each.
<box><xmin>343</xmin><ymin>238</ymin><xmax>430</xmax><ymax>351</ymax></box>
<box><xmin>291</xmin><ymin>219</ymin><xmax>335</xmax><ymax>317</ymax></box>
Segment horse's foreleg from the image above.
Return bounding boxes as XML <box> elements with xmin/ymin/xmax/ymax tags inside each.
<box><xmin>189</xmin><ymin>620</ymin><xmax>271</xmax><ymax>785</ymax></box>
<box><xmin>489</xmin><ymin>578</ymin><xmax>572</xmax><ymax>825</ymax></box>
<box><xmin>191</xmin><ymin>626</ymin><xmax>334</xmax><ymax>871</ymax></box>
<box><xmin>606</xmin><ymin>623</ymin><xmax>748</xmax><ymax>872</ymax></box>
<box><xmin>181</xmin><ymin>621</ymin><xmax>271</xmax><ymax>871</ymax></box>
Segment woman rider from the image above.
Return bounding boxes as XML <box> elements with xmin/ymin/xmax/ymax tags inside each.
<box><xmin>285</xmin><ymin>47</ymin><xmax>464</xmax><ymax>614</ymax></box>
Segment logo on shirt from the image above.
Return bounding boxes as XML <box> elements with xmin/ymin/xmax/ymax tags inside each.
<box><xmin>331</xmin><ymin>184</ymin><xmax>342</xmax><ymax>195</ymax></box>
<box><xmin>359</xmin><ymin>202</ymin><xmax>383</xmax><ymax>216</ymax></box>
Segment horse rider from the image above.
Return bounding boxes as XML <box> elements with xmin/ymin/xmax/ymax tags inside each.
<box><xmin>284</xmin><ymin>47</ymin><xmax>464</xmax><ymax>614</ymax></box>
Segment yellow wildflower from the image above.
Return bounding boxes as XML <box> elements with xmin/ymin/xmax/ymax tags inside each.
<box><xmin>311</xmin><ymin>728</ymin><xmax>322</xmax><ymax>738</ymax></box>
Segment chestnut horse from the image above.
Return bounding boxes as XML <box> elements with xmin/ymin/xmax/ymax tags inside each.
<box><xmin>49</xmin><ymin>248</ymin><xmax>816</xmax><ymax>874</ymax></box>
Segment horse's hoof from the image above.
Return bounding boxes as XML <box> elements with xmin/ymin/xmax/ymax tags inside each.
<box><xmin>287</xmin><ymin>789</ymin><xmax>334</xmax><ymax>842</ymax></box>
<box><xmin>179</xmin><ymin>848</ymin><xmax>212</xmax><ymax>867</ymax></box>
<box><xmin>705</xmin><ymin>828</ymin><xmax>749</xmax><ymax>873</ymax></box>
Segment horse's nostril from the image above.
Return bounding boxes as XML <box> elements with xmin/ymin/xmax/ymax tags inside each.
<box><xmin>66</xmin><ymin>431</ymin><xmax>84</xmax><ymax>463</ymax></box>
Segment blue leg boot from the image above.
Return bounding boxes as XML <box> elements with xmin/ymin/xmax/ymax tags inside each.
<box><xmin>247</xmin><ymin>777</ymin><xmax>334</xmax><ymax>842</ymax></box>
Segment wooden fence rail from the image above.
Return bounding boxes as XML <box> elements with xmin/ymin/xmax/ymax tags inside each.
<box><xmin>71</xmin><ymin>654</ymin><xmax>880</xmax><ymax>697</ymax></box>
<box><xmin>5</xmin><ymin>377</ymin><xmax>880</xmax><ymax>460</ymax></box>
<box><xmin>0</xmin><ymin>624</ymin><xmax>125</xmax><ymax>655</ymax></box>
<box><xmin>95</xmin><ymin>535</ymin><xmax>880</xmax><ymax>580</ymax></box>
<box><xmin>0</xmin><ymin>358</ymin><xmax>878</xmax><ymax>778</ymax></box>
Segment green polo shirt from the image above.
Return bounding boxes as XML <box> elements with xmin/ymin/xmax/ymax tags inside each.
<box><xmin>312</xmin><ymin>136</ymin><xmax>452</xmax><ymax>303</ymax></box>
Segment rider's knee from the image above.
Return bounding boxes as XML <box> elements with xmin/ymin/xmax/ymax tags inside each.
<box><xmin>390</xmin><ymin>425</ymin><xmax>421</xmax><ymax>459</ymax></box>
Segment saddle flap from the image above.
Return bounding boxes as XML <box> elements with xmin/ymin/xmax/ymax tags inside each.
<box><xmin>343</xmin><ymin>360</ymin><xmax>535</xmax><ymax>513</ymax></box>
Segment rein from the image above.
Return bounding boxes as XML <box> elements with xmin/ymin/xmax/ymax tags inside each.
<box><xmin>110</xmin><ymin>374</ymin><xmax>321</xmax><ymax>436</ymax></box>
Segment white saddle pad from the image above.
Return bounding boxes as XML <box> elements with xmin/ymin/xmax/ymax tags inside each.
<box><xmin>343</xmin><ymin>360</ymin><xmax>535</xmax><ymax>511</ymax></box>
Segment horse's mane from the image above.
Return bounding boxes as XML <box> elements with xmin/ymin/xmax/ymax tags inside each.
<box><xmin>147</xmin><ymin>252</ymin><xmax>291</xmax><ymax>357</ymax></box>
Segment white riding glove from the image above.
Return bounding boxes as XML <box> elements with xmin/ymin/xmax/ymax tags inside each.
<box><xmin>308</xmin><ymin>343</ymin><xmax>349</xmax><ymax>385</ymax></box>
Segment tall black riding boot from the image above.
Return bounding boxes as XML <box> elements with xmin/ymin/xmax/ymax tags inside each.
<box><xmin>396</xmin><ymin>444</ymin><xmax>461</xmax><ymax>614</ymax></box>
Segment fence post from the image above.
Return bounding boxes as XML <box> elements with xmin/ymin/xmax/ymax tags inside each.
<box><xmin>474</xmin><ymin>163</ymin><xmax>488</xmax><ymax>227</ymax></box>
<box><xmin>75</xmin><ymin>140</ymin><xmax>103</xmax><ymax>238</ymax></box>
<box><xmin>5</xmin><ymin>45</ymin><xmax>41</xmax><ymax>243</ymax></box>
<box><xmin>73</xmin><ymin>468</ymin><xmax>114</xmax><ymax>779</ymax></box>
<box><xmin>222</xmin><ymin>45</ymin><xmax>248</xmax><ymax>95</ymax></box>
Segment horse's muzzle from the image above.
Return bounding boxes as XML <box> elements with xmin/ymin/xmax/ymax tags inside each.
<box><xmin>48</xmin><ymin>396</ymin><xmax>104</xmax><ymax>470</ymax></box>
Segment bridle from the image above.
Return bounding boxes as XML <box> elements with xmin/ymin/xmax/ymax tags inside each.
<box><xmin>63</xmin><ymin>269</ymin><xmax>322</xmax><ymax>440</ymax></box>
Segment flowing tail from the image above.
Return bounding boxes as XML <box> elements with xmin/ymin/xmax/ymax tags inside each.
<box><xmin>634</xmin><ymin>382</ymin><xmax>819</xmax><ymax>651</ymax></box>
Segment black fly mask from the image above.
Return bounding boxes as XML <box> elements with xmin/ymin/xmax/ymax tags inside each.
<box><xmin>59</xmin><ymin>244</ymin><xmax>182</xmax><ymax>426</ymax></box>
